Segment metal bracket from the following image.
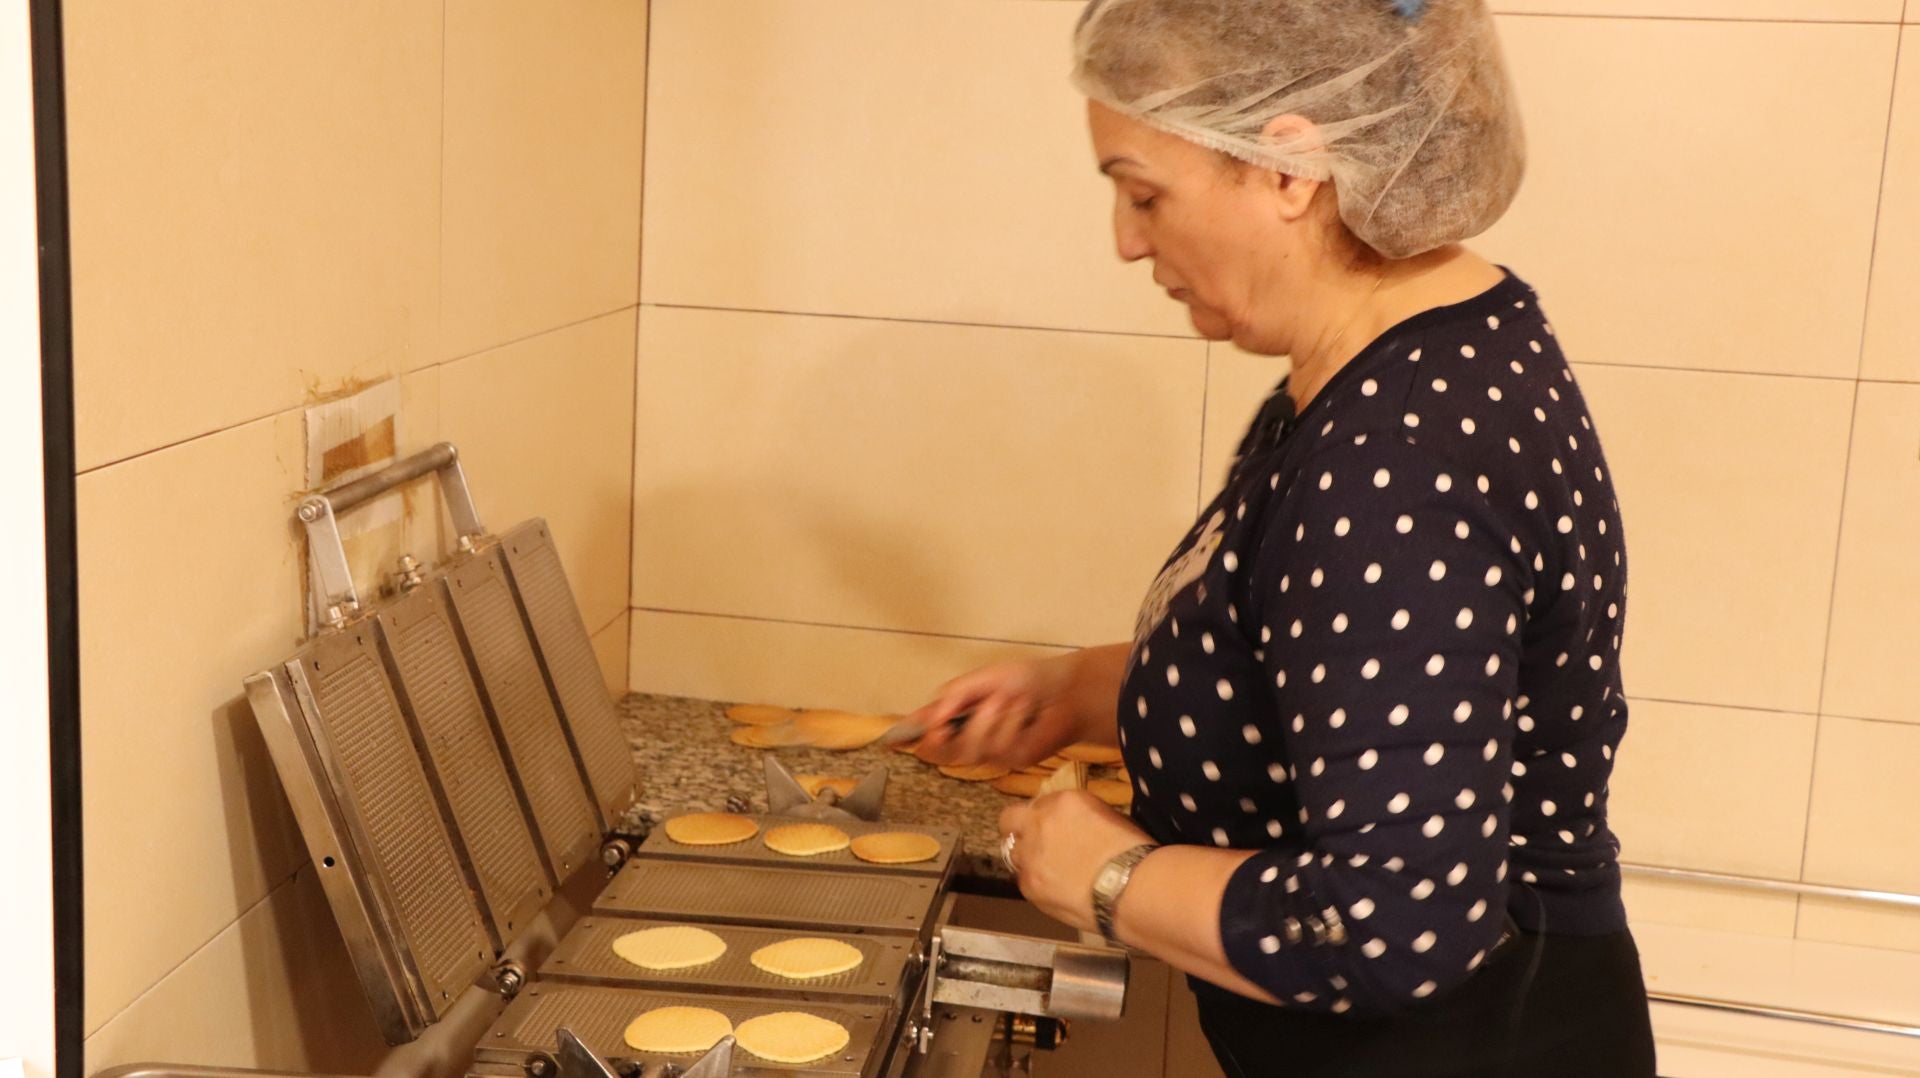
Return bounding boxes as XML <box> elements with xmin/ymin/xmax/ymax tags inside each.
<box><xmin>299</xmin><ymin>441</ymin><xmax>485</xmax><ymax>636</ymax></box>
<box><xmin>763</xmin><ymin>756</ymin><xmax>889</xmax><ymax>821</ymax></box>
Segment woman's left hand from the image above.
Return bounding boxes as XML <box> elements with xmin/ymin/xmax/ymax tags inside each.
<box><xmin>997</xmin><ymin>791</ymin><xmax>1154</xmax><ymax>932</ymax></box>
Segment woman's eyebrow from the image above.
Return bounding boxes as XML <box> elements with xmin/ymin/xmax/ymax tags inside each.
<box><xmin>1099</xmin><ymin>155</ymin><xmax>1144</xmax><ymax>176</ymax></box>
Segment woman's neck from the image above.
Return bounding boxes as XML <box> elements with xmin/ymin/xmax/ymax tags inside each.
<box><xmin>1282</xmin><ymin>246</ymin><xmax>1505</xmax><ymax>413</ymax></box>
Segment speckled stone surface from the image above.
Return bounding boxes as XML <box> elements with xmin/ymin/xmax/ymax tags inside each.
<box><xmin>618</xmin><ymin>692</ymin><xmax>1021</xmax><ymax>883</ymax></box>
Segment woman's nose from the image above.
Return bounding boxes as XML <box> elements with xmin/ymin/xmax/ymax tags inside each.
<box><xmin>1113</xmin><ymin>208</ymin><xmax>1151</xmax><ymax>263</ymax></box>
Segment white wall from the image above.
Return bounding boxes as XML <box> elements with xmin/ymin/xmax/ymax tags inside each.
<box><xmin>0</xmin><ymin>0</ymin><xmax>57</xmax><ymax>1073</ymax></box>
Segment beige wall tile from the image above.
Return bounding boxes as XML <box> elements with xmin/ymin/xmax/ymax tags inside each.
<box><xmin>441</xmin><ymin>310</ymin><xmax>636</xmax><ymax>632</ymax></box>
<box><xmin>592</xmin><ymin>608</ymin><xmax>630</xmax><ymax>698</ymax></box>
<box><xmin>631</xmin><ymin>307</ymin><xmax>1205</xmax><ymax>646</ymax></box>
<box><xmin>1623</xmin><ymin>876</ymin><xmax>1799</xmax><ymax>938</ymax></box>
<box><xmin>1199</xmin><ymin>345</ymin><xmax>1291</xmax><ymax>505</ymax></box>
<box><xmin>1609</xmin><ymin>700</ymin><xmax>1817</xmax><ymax>877</ymax></box>
<box><xmin>629</xmin><ymin>611</ymin><xmax>1072</xmax><ymax>716</ymax></box>
<box><xmin>1478</xmin><ymin>18</ymin><xmax>1895</xmax><ymax>379</ymax></box>
<box><xmin>83</xmin><ymin>868</ymin><xmax>386</xmax><ymax>1075</ymax></box>
<box><xmin>64</xmin><ymin>1</ymin><xmax>440</xmax><ymax>471</ymax></box>
<box><xmin>77</xmin><ymin>413</ymin><xmax>313</xmax><ymax>1032</ymax></box>
<box><xmin>641</xmin><ymin>0</ymin><xmax>1189</xmax><ymax>338</ymax></box>
<box><xmin>1638</xmin><ymin>920</ymin><xmax>1920</xmax><ymax>1030</ymax></box>
<box><xmin>1822</xmin><ymin>383</ymin><xmax>1920</xmax><ymax>723</ymax></box>
<box><xmin>1491</xmin><ymin>0</ymin><xmax>1902</xmax><ymax>18</ymax></box>
<box><xmin>1862</xmin><ymin>28</ymin><xmax>1920</xmax><ymax>382</ymax></box>
<box><xmin>1577</xmin><ymin>364</ymin><xmax>1852</xmax><ymax>713</ymax></box>
<box><xmin>1803</xmin><ymin>718</ymin><xmax>1920</xmax><ymax>898</ymax></box>
<box><xmin>441</xmin><ymin>0</ymin><xmax>647</xmax><ymax>360</ymax></box>
<box><xmin>1798</xmin><ymin>899</ymin><xmax>1920</xmax><ymax>955</ymax></box>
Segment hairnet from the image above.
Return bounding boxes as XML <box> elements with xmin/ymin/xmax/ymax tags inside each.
<box><xmin>1071</xmin><ymin>0</ymin><xmax>1525</xmax><ymax>260</ymax></box>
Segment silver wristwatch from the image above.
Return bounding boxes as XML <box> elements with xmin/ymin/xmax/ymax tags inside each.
<box><xmin>1092</xmin><ymin>843</ymin><xmax>1160</xmax><ymax>945</ymax></box>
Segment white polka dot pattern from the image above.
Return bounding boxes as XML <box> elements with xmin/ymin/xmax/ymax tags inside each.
<box><xmin>1118</xmin><ymin>273</ymin><xmax>1629</xmax><ymax>1015</ymax></box>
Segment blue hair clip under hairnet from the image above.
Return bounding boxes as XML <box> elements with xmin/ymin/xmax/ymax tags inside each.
<box><xmin>1390</xmin><ymin>0</ymin><xmax>1427</xmax><ymax>19</ymax></box>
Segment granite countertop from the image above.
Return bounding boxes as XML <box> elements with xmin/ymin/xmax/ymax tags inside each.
<box><xmin>618</xmin><ymin>692</ymin><xmax>1023</xmax><ymax>887</ymax></box>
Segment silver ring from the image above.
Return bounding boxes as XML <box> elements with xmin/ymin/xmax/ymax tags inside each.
<box><xmin>999</xmin><ymin>832</ymin><xmax>1020</xmax><ymax>874</ymax></box>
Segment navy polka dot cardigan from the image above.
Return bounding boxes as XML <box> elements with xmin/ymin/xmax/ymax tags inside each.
<box><xmin>1118</xmin><ymin>270</ymin><xmax>1630</xmax><ymax>1017</ymax></box>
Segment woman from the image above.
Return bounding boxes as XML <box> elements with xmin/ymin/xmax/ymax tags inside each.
<box><xmin>905</xmin><ymin>1</ymin><xmax>1658</xmax><ymax>1075</ymax></box>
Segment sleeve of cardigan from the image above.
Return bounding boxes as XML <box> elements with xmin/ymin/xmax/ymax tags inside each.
<box><xmin>1217</xmin><ymin>434</ymin><xmax>1531</xmax><ymax>1015</ymax></box>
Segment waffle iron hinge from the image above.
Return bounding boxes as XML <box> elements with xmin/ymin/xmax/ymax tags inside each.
<box><xmin>300</xmin><ymin>441</ymin><xmax>486</xmax><ymax>636</ymax></box>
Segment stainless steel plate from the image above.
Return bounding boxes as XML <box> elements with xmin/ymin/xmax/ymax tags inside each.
<box><xmin>541</xmin><ymin>917</ymin><xmax>917</xmax><ymax>1001</ymax></box>
<box><xmin>498</xmin><ymin>519</ymin><xmax>639</xmax><ymax>828</ymax></box>
<box><xmin>475</xmin><ymin>985</ymin><xmax>889</xmax><ymax>1076</ymax></box>
<box><xmin>442</xmin><ymin>549</ymin><xmax>600</xmax><ymax>882</ymax></box>
<box><xmin>642</xmin><ymin>815</ymin><xmax>959</xmax><ymax>879</ymax></box>
<box><xmin>284</xmin><ymin>629</ymin><xmax>494</xmax><ymax>1024</ymax></box>
<box><xmin>595</xmin><ymin>860</ymin><xmax>938</xmax><ymax>936</ymax></box>
<box><xmin>376</xmin><ymin>586</ymin><xmax>550</xmax><ymax>949</ymax></box>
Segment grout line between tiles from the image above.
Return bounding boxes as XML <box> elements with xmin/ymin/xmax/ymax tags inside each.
<box><xmin>436</xmin><ymin>303</ymin><xmax>638</xmax><ymax>371</ymax></box>
<box><xmin>630</xmin><ymin>605</ymin><xmax>1085</xmax><ymax>652</ymax></box>
<box><xmin>436</xmin><ymin>0</ymin><xmax>447</xmax><ymax>389</ymax></box>
<box><xmin>590</xmin><ymin>607</ymin><xmax>624</xmax><ymax>638</ymax></box>
<box><xmin>644</xmin><ymin>301</ymin><xmax>1200</xmax><ymax>343</ymax></box>
<box><xmin>1816</xmin><ymin>711</ymin><xmax>1920</xmax><ymax>729</ymax></box>
<box><xmin>1792</xmin><ymin>25</ymin><xmax>1905</xmax><ymax>931</ymax></box>
<box><xmin>78</xmin><ymin>304</ymin><xmax>640</xmax><ymax>478</ymax></box>
<box><xmin>1852</xmin><ymin>24</ymin><xmax>1907</xmax><ymax>383</ymax></box>
<box><xmin>1496</xmin><ymin>10</ymin><xmax>1903</xmax><ymax>26</ymax></box>
<box><xmin>81</xmin><ymin>323</ymin><xmax>1900</xmax><ymax>481</ymax></box>
<box><xmin>82</xmin><ymin>865</ymin><xmax>305</xmax><ymax>1041</ymax></box>
<box><xmin>624</xmin><ymin>1</ymin><xmax>654</xmax><ymax>684</ymax></box>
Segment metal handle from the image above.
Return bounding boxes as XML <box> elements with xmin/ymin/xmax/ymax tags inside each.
<box><xmin>297</xmin><ymin>441</ymin><xmax>485</xmax><ymax>634</ymax></box>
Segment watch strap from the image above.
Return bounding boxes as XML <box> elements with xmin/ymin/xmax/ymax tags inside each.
<box><xmin>1092</xmin><ymin>842</ymin><xmax>1159</xmax><ymax>944</ymax></box>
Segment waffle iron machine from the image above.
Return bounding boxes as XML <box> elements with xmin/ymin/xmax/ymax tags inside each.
<box><xmin>98</xmin><ymin>444</ymin><xmax>1129</xmax><ymax>1078</ymax></box>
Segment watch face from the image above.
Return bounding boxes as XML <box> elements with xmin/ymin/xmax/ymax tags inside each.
<box><xmin>1095</xmin><ymin>863</ymin><xmax>1125</xmax><ymax>895</ymax></box>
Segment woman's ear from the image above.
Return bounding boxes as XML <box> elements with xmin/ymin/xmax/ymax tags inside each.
<box><xmin>1257</xmin><ymin>114</ymin><xmax>1325</xmax><ymax>223</ymax></box>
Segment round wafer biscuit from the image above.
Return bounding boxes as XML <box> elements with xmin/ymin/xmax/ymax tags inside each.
<box><xmin>850</xmin><ymin>831</ymin><xmax>941</xmax><ymax>864</ymax></box>
<box><xmin>749</xmin><ymin>937</ymin><xmax>865</xmax><ymax>979</ymax></box>
<box><xmin>730</xmin><ymin>723</ymin><xmax>808</xmax><ymax>749</ymax></box>
<box><xmin>727</xmin><ymin>703</ymin><xmax>798</xmax><ymax>726</ymax></box>
<box><xmin>610</xmin><ymin>926</ymin><xmax>727</xmax><ymax>970</ymax></box>
<box><xmin>1060</xmin><ymin>742</ymin><xmax>1125</xmax><ymax>765</ymax></box>
<box><xmin>992</xmin><ymin>772</ymin><xmax>1047</xmax><ymax>798</ymax></box>
<box><xmin>622</xmin><ymin>1005</ymin><xmax>733</xmax><ymax>1054</ymax></box>
<box><xmin>794</xmin><ymin>711</ymin><xmax>894</xmax><ymax>750</ymax></box>
<box><xmin>734</xmin><ymin>1012</ymin><xmax>850</xmax><ymax>1064</ymax></box>
<box><xmin>1088</xmin><ymin>778</ymin><xmax>1134</xmax><ymax>808</ymax></box>
<box><xmin>937</xmin><ymin>763</ymin><xmax>1010</xmax><ymax>782</ymax></box>
<box><xmin>662</xmin><ymin>812</ymin><xmax>759</xmax><ymax>846</ymax></box>
<box><xmin>796</xmin><ymin>774</ymin><xmax>858</xmax><ymax>799</ymax></box>
<box><xmin>763</xmin><ymin>822</ymin><xmax>851</xmax><ymax>856</ymax></box>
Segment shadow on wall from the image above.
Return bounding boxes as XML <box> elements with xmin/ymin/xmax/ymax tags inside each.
<box><xmin>214</xmin><ymin>692</ymin><xmax>387</xmax><ymax>1071</ymax></box>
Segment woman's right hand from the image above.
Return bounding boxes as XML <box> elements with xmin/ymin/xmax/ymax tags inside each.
<box><xmin>905</xmin><ymin>653</ymin><xmax>1090</xmax><ymax>770</ymax></box>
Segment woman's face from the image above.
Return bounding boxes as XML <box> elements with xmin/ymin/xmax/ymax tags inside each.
<box><xmin>1087</xmin><ymin>100</ymin><xmax>1324</xmax><ymax>352</ymax></box>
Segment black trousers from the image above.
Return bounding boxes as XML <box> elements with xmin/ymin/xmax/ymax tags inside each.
<box><xmin>1192</xmin><ymin>929</ymin><xmax>1657</xmax><ymax>1078</ymax></box>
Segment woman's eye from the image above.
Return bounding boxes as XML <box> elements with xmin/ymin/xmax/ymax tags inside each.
<box><xmin>1131</xmin><ymin>196</ymin><xmax>1157</xmax><ymax>212</ymax></box>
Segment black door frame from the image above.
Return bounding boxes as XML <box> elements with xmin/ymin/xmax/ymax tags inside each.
<box><xmin>30</xmin><ymin>0</ymin><xmax>83</xmax><ymax>1074</ymax></box>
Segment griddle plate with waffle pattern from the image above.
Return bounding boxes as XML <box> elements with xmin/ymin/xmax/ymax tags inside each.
<box><xmin>542</xmin><ymin>917</ymin><xmax>915</xmax><ymax>1000</ymax></box>
<box><xmin>477</xmin><ymin>985</ymin><xmax>887</xmax><ymax>1076</ymax></box>
<box><xmin>595</xmin><ymin>859</ymin><xmax>938</xmax><ymax>935</ymax></box>
<box><xmin>643</xmin><ymin>814</ymin><xmax>959</xmax><ymax>878</ymax></box>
